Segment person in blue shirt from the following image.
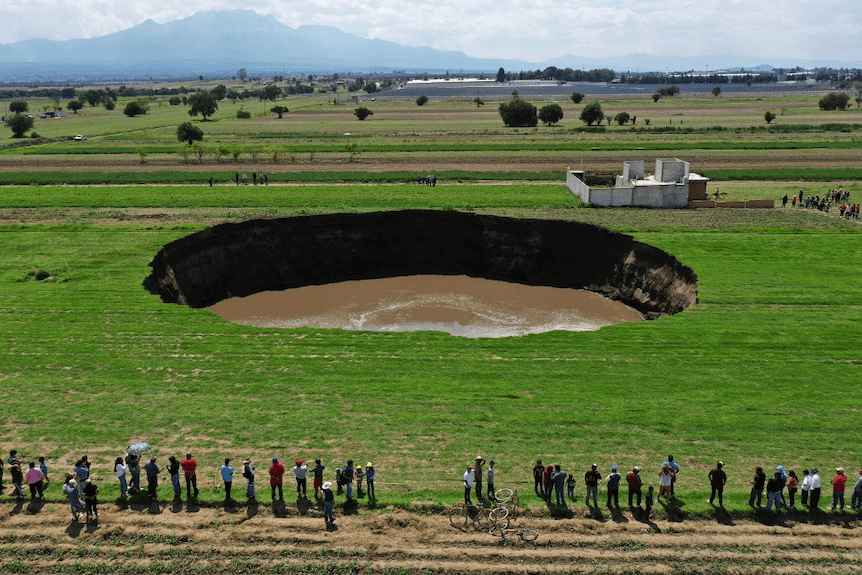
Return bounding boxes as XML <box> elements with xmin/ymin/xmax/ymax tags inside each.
<box><xmin>606</xmin><ymin>465</ymin><xmax>622</xmax><ymax>509</ymax></box>
<box><xmin>365</xmin><ymin>462</ymin><xmax>376</xmax><ymax>500</ymax></box>
<box><xmin>662</xmin><ymin>454</ymin><xmax>680</xmax><ymax>497</ymax></box>
<box><xmin>221</xmin><ymin>458</ymin><xmax>234</xmax><ymax>502</ymax></box>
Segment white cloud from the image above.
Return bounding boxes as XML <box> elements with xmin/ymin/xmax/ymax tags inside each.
<box><xmin>3</xmin><ymin>0</ymin><xmax>861</xmax><ymax>63</ymax></box>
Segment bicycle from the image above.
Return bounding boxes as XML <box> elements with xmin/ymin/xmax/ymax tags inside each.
<box><xmin>488</xmin><ymin>524</ymin><xmax>539</xmax><ymax>543</ymax></box>
<box><xmin>494</xmin><ymin>487</ymin><xmax>519</xmax><ymax>521</ymax></box>
<box><xmin>448</xmin><ymin>501</ymin><xmax>509</xmax><ymax>531</ymax></box>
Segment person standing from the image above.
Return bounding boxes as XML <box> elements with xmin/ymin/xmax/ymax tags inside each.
<box><xmin>293</xmin><ymin>459</ymin><xmax>308</xmax><ymax>498</ymax></box>
<box><xmin>708</xmin><ymin>461</ymin><xmax>727</xmax><ymax>507</ymax></box>
<box><xmin>82</xmin><ymin>478</ymin><xmax>99</xmax><ymax>521</ymax></box>
<box><xmin>851</xmin><ymin>469</ymin><xmax>862</xmax><ymax>509</ymax></box>
<box><xmin>645</xmin><ymin>485</ymin><xmax>654</xmax><ymax>518</ymax></box>
<box><xmin>115</xmin><ymin>456</ymin><xmax>128</xmax><ymax>497</ymax></box>
<box><xmin>269</xmin><ymin>457</ymin><xmax>285</xmax><ymax>500</ymax></box>
<box><xmin>221</xmin><ymin>458</ymin><xmax>234</xmax><ymax>502</ymax></box>
<box><xmin>474</xmin><ymin>456</ymin><xmax>485</xmax><ymax>500</ymax></box>
<box><xmin>310</xmin><ymin>459</ymin><xmax>325</xmax><ymax>498</ymax></box>
<box><xmin>626</xmin><ymin>466</ymin><xmax>643</xmax><ymax>507</ymax></box>
<box><xmin>181</xmin><ymin>452</ymin><xmax>199</xmax><ymax>498</ymax></box>
<box><xmin>831</xmin><ymin>467</ymin><xmax>848</xmax><ymax>511</ymax></box>
<box><xmin>167</xmin><ymin>456</ymin><xmax>181</xmax><ymax>499</ymax></box>
<box><xmin>463</xmin><ymin>465</ymin><xmax>474</xmax><ymax>506</ymax></box>
<box><xmin>786</xmin><ymin>470</ymin><xmax>799</xmax><ymax>510</ymax></box>
<box><xmin>243</xmin><ymin>459</ymin><xmax>256</xmax><ymax>500</ymax></box>
<box><xmin>766</xmin><ymin>471</ymin><xmax>783</xmax><ymax>512</ymax></box>
<box><xmin>809</xmin><ymin>468</ymin><xmax>822</xmax><ymax>509</ymax></box>
<box><xmin>24</xmin><ymin>461</ymin><xmax>45</xmax><ymax>500</ymax></box>
<box><xmin>343</xmin><ymin>460</ymin><xmax>355</xmax><ymax>501</ymax></box>
<box><xmin>800</xmin><ymin>469</ymin><xmax>812</xmax><ymax>506</ymax></box>
<box><xmin>606</xmin><ymin>465</ymin><xmax>621</xmax><ymax>509</ymax></box>
<box><xmin>63</xmin><ymin>478</ymin><xmax>83</xmax><ymax>522</ymax></box>
<box><xmin>552</xmin><ymin>465</ymin><xmax>567</xmax><ymax>505</ymax></box>
<box><xmin>532</xmin><ymin>460</ymin><xmax>544</xmax><ymax>496</ymax></box>
<box><xmin>543</xmin><ymin>464</ymin><xmax>554</xmax><ymax>503</ymax></box>
<box><xmin>584</xmin><ymin>463</ymin><xmax>601</xmax><ymax>507</ymax></box>
<box><xmin>487</xmin><ymin>460</ymin><xmax>496</xmax><ymax>501</ymax></box>
<box><xmin>73</xmin><ymin>459</ymin><xmax>89</xmax><ymax>486</ymax></box>
<box><xmin>567</xmin><ymin>472</ymin><xmax>577</xmax><ymax>500</ymax></box>
<box><xmin>365</xmin><ymin>462</ymin><xmax>376</xmax><ymax>500</ymax></box>
<box><xmin>127</xmin><ymin>453</ymin><xmax>141</xmax><ymax>495</ymax></box>
<box><xmin>748</xmin><ymin>466</ymin><xmax>766</xmax><ymax>508</ymax></box>
<box><xmin>7</xmin><ymin>450</ymin><xmax>25</xmax><ymax>499</ymax></box>
<box><xmin>658</xmin><ymin>464</ymin><xmax>674</xmax><ymax>499</ymax></box>
<box><xmin>144</xmin><ymin>457</ymin><xmax>160</xmax><ymax>501</ymax></box>
<box><xmin>38</xmin><ymin>457</ymin><xmax>49</xmax><ymax>487</ymax></box>
<box><xmin>322</xmin><ymin>481</ymin><xmax>335</xmax><ymax>524</ymax></box>
<box><xmin>664</xmin><ymin>455</ymin><xmax>680</xmax><ymax>497</ymax></box>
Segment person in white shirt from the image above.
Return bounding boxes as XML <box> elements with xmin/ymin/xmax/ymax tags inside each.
<box><xmin>809</xmin><ymin>468</ymin><xmax>822</xmax><ymax>509</ymax></box>
<box><xmin>463</xmin><ymin>465</ymin><xmax>475</xmax><ymax>505</ymax></box>
<box><xmin>293</xmin><ymin>459</ymin><xmax>308</xmax><ymax>498</ymax></box>
<box><xmin>800</xmin><ymin>469</ymin><xmax>812</xmax><ymax>506</ymax></box>
<box><xmin>115</xmin><ymin>456</ymin><xmax>129</xmax><ymax>498</ymax></box>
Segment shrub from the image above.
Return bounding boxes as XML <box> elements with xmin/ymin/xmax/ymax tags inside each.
<box><xmin>571</xmin><ymin>92</ymin><xmax>585</xmax><ymax>104</ymax></box>
<box><xmin>614</xmin><ymin>112</ymin><xmax>631</xmax><ymax>125</ymax></box>
<box><xmin>499</xmin><ymin>99</ymin><xmax>538</xmax><ymax>127</ymax></box>
<box><xmin>818</xmin><ymin>92</ymin><xmax>851</xmax><ymax>111</ymax></box>
<box><xmin>236</xmin><ymin>110</ymin><xmax>251</xmax><ymax>119</ymax></box>
<box><xmin>123</xmin><ymin>101</ymin><xmax>149</xmax><ymax>117</ymax></box>
<box><xmin>538</xmin><ymin>103</ymin><xmax>564</xmax><ymax>126</ymax></box>
<box><xmin>579</xmin><ymin>101</ymin><xmax>604</xmax><ymax>126</ymax></box>
<box><xmin>416</xmin><ymin>95</ymin><xmax>428</xmax><ymax>106</ymax></box>
<box><xmin>764</xmin><ymin>111</ymin><xmax>776</xmax><ymax>124</ymax></box>
<box><xmin>354</xmin><ymin>107</ymin><xmax>373</xmax><ymax>120</ymax></box>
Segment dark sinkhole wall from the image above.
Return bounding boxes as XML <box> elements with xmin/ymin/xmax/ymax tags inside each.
<box><xmin>143</xmin><ymin>210</ymin><xmax>698</xmax><ymax>320</ymax></box>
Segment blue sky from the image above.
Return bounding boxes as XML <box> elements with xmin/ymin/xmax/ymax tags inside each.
<box><xmin>6</xmin><ymin>0</ymin><xmax>861</xmax><ymax>63</ymax></box>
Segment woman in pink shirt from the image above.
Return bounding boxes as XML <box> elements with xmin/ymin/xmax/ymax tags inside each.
<box><xmin>24</xmin><ymin>461</ymin><xmax>45</xmax><ymax>500</ymax></box>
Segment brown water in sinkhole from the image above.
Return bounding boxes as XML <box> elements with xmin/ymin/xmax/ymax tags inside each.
<box><xmin>207</xmin><ymin>275</ymin><xmax>643</xmax><ymax>338</ymax></box>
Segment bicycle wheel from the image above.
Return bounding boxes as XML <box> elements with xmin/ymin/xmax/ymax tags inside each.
<box><xmin>474</xmin><ymin>506</ymin><xmax>494</xmax><ymax>529</ymax></box>
<box><xmin>518</xmin><ymin>528</ymin><xmax>539</xmax><ymax>541</ymax></box>
<box><xmin>495</xmin><ymin>488</ymin><xmax>514</xmax><ymax>502</ymax></box>
<box><xmin>489</xmin><ymin>506</ymin><xmax>509</xmax><ymax>523</ymax></box>
<box><xmin>448</xmin><ymin>505</ymin><xmax>468</xmax><ymax>530</ymax></box>
<box><xmin>489</xmin><ymin>524</ymin><xmax>505</xmax><ymax>538</ymax></box>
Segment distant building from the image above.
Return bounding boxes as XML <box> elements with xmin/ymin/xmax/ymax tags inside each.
<box><xmin>566</xmin><ymin>159</ymin><xmax>709</xmax><ymax>208</ymax></box>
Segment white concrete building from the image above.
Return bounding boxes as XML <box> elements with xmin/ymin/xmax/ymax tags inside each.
<box><xmin>566</xmin><ymin>159</ymin><xmax>709</xmax><ymax>208</ymax></box>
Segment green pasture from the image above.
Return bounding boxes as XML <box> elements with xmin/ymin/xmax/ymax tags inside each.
<box><xmin>1</xmin><ymin>199</ymin><xmax>860</xmax><ymax>519</ymax></box>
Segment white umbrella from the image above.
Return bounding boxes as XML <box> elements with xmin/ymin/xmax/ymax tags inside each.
<box><xmin>127</xmin><ymin>442</ymin><xmax>152</xmax><ymax>455</ymax></box>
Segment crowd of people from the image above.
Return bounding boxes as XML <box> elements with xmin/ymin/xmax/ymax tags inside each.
<box><xmin>785</xmin><ymin>188</ymin><xmax>858</xmax><ymax>218</ymax></box>
<box><xmin>2</xmin><ymin>449</ymin><xmax>376</xmax><ymax>526</ymax></box>
<box><xmin>417</xmin><ymin>174</ymin><xmax>437</xmax><ymax>186</ymax></box>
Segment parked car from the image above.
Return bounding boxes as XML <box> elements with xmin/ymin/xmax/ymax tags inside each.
<box><xmin>73</xmin><ymin>135</ymin><xmax>87</xmax><ymax>141</ymax></box>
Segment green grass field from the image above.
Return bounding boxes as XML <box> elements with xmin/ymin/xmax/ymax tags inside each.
<box><xmin>1</xmin><ymin>90</ymin><xmax>861</xmax><ymax>523</ymax></box>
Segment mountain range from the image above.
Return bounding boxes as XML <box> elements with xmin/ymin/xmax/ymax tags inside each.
<box><xmin>1</xmin><ymin>10</ymin><xmax>860</xmax><ymax>82</ymax></box>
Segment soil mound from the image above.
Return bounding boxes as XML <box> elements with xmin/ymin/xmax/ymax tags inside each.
<box><xmin>144</xmin><ymin>210</ymin><xmax>697</xmax><ymax>319</ymax></box>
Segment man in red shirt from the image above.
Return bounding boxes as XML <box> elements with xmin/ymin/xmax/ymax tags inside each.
<box><xmin>831</xmin><ymin>467</ymin><xmax>848</xmax><ymax>511</ymax></box>
<box><xmin>269</xmin><ymin>457</ymin><xmax>285</xmax><ymax>500</ymax></box>
<box><xmin>181</xmin><ymin>452</ymin><xmax>199</xmax><ymax>498</ymax></box>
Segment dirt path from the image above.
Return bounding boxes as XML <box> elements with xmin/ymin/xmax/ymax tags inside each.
<box><xmin>3</xmin><ymin>500</ymin><xmax>861</xmax><ymax>573</ymax></box>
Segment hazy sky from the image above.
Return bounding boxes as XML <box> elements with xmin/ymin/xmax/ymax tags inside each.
<box><xmin>5</xmin><ymin>0</ymin><xmax>860</xmax><ymax>63</ymax></box>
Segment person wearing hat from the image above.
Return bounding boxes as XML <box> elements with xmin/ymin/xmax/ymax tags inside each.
<box><xmin>584</xmin><ymin>463</ymin><xmax>602</xmax><ymax>508</ymax></box>
<box><xmin>221</xmin><ymin>458</ymin><xmax>235</xmax><ymax>502</ymax></box>
<box><xmin>365</xmin><ymin>462</ymin><xmax>376</xmax><ymax>500</ymax></box>
<box><xmin>82</xmin><ymin>477</ymin><xmax>99</xmax><ymax>521</ymax></box>
<box><xmin>626</xmin><ymin>466</ymin><xmax>642</xmax><ymax>507</ymax></box>
<box><xmin>269</xmin><ymin>457</ymin><xmax>285</xmax><ymax>500</ymax></box>
<box><xmin>322</xmin><ymin>481</ymin><xmax>335</xmax><ymax>524</ymax></box>
<box><xmin>809</xmin><ymin>468</ymin><xmax>822</xmax><ymax>509</ymax></box>
<box><xmin>463</xmin><ymin>465</ymin><xmax>475</xmax><ymax>505</ymax></box>
<box><xmin>144</xmin><ymin>457</ymin><xmax>160</xmax><ymax>501</ymax></box>
<box><xmin>766</xmin><ymin>470</ymin><xmax>784</xmax><ymax>512</ymax></box>
<box><xmin>243</xmin><ymin>459</ymin><xmax>256</xmax><ymax>500</ymax></box>
<box><xmin>532</xmin><ymin>460</ymin><xmax>544</xmax><ymax>496</ymax></box>
<box><xmin>551</xmin><ymin>464</ymin><xmax>568</xmax><ymax>506</ymax></box>
<box><xmin>708</xmin><ymin>461</ymin><xmax>727</xmax><ymax>507</ymax></box>
<box><xmin>63</xmin><ymin>477</ymin><xmax>83</xmax><ymax>522</ymax></box>
<box><xmin>181</xmin><ymin>452</ymin><xmax>199</xmax><ymax>498</ymax></box>
<box><xmin>831</xmin><ymin>467</ymin><xmax>848</xmax><ymax>511</ymax></box>
<box><xmin>606</xmin><ymin>465</ymin><xmax>621</xmax><ymax>509</ymax></box>
<box><xmin>474</xmin><ymin>456</ymin><xmax>486</xmax><ymax>500</ymax></box>
<box><xmin>293</xmin><ymin>459</ymin><xmax>308</xmax><ymax>498</ymax></box>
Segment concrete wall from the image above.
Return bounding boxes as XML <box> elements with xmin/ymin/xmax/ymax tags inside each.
<box><xmin>655</xmin><ymin>159</ymin><xmax>689</xmax><ymax>183</ymax></box>
<box><xmin>622</xmin><ymin>161</ymin><xmax>645</xmax><ymax>182</ymax></box>
<box><xmin>566</xmin><ymin>171</ymin><xmax>591</xmax><ymax>203</ymax></box>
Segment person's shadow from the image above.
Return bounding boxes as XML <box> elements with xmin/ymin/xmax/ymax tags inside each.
<box><xmin>272</xmin><ymin>499</ymin><xmax>288</xmax><ymax>518</ymax></box>
<box><xmin>246</xmin><ymin>500</ymin><xmax>259</xmax><ymax>519</ymax></box>
<box><xmin>296</xmin><ymin>496</ymin><xmax>312</xmax><ymax>516</ymax></box>
<box><xmin>342</xmin><ymin>499</ymin><xmax>359</xmax><ymax>516</ymax></box>
<box><xmin>26</xmin><ymin>498</ymin><xmax>45</xmax><ymax>515</ymax></box>
<box><xmin>548</xmin><ymin>500</ymin><xmax>575</xmax><ymax>519</ymax></box>
<box><xmin>65</xmin><ymin>519</ymin><xmax>84</xmax><ymax>538</ymax></box>
<box><xmin>169</xmin><ymin>497</ymin><xmax>183</xmax><ymax>514</ymax></box>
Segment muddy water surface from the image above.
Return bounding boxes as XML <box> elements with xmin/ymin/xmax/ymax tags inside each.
<box><xmin>208</xmin><ymin>275</ymin><xmax>642</xmax><ymax>338</ymax></box>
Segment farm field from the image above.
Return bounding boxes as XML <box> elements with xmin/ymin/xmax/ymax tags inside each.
<box><xmin>1</xmin><ymin>87</ymin><xmax>861</xmax><ymax>573</ymax></box>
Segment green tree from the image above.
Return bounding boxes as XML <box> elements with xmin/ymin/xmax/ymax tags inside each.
<box><xmin>270</xmin><ymin>105</ymin><xmax>289</xmax><ymax>118</ymax></box>
<box><xmin>538</xmin><ymin>103</ymin><xmax>564</xmax><ymax>126</ymax></box>
<box><xmin>237</xmin><ymin>68</ymin><xmax>248</xmax><ymax>82</ymax></box>
<box><xmin>496</xmin><ymin>67</ymin><xmax>506</xmax><ymax>83</ymax></box>
<box><xmin>103</xmin><ymin>99</ymin><xmax>115</xmax><ymax>110</ymax></box>
<box><xmin>652</xmin><ymin>93</ymin><xmax>662</xmax><ymax>102</ymax></box>
<box><xmin>498</xmin><ymin>99</ymin><xmax>538</xmax><ymax>127</ymax></box>
<box><xmin>188</xmin><ymin>92</ymin><xmax>218</xmax><ymax>120</ymax></box>
<box><xmin>5</xmin><ymin>113</ymin><xmax>34</xmax><ymax>138</ymax></box>
<box><xmin>211</xmin><ymin>84</ymin><xmax>227</xmax><ymax>101</ymax></box>
<box><xmin>764</xmin><ymin>110</ymin><xmax>776</xmax><ymax>124</ymax></box>
<box><xmin>9</xmin><ymin>100</ymin><xmax>28</xmax><ymax>113</ymax></box>
<box><xmin>818</xmin><ymin>92</ymin><xmax>851</xmax><ymax>111</ymax></box>
<box><xmin>82</xmin><ymin>89</ymin><xmax>106</xmax><ymax>107</ymax></box>
<box><xmin>473</xmin><ymin>97</ymin><xmax>485</xmax><ymax>107</ymax></box>
<box><xmin>416</xmin><ymin>94</ymin><xmax>429</xmax><ymax>106</ymax></box>
<box><xmin>123</xmin><ymin>100</ymin><xmax>149</xmax><ymax>117</ymax></box>
<box><xmin>614</xmin><ymin>112</ymin><xmax>631</xmax><ymax>125</ymax></box>
<box><xmin>176</xmin><ymin>122</ymin><xmax>203</xmax><ymax>145</ymax></box>
<box><xmin>236</xmin><ymin>110</ymin><xmax>251</xmax><ymax>119</ymax></box>
<box><xmin>263</xmin><ymin>84</ymin><xmax>281</xmax><ymax>101</ymax></box>
<box><xmin>570</xmin><ymin>92</ymin><xmax>584</xmax><ymax>104</ymax></box>
<box><xmin>712</xmin><ymin>86</ymin><xmax>721</xmax><ymax>97</ymax></box>
<box><xmin>67</xmin><ymin>100</ymin><xmax>83</xmax><ymax>114</ymax></box>
<box><xmin>354</xmin><ymin>106</ymin><xmax>373</xmax><ymax>120</ymax></box>
<box><xmin>579</xmin><ymin>101</ymin><xmax>604</xmax><ymax>126</ymax></box>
